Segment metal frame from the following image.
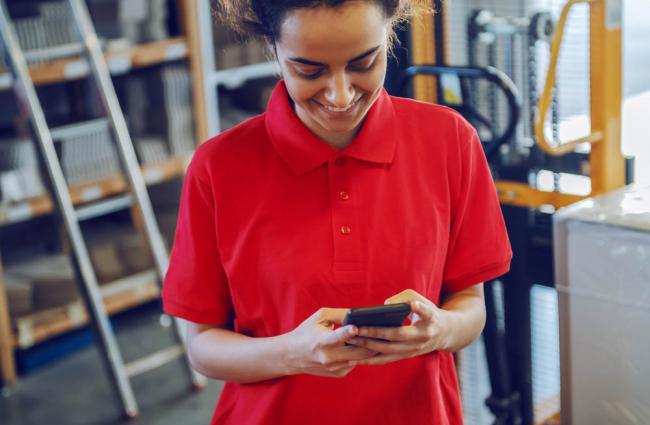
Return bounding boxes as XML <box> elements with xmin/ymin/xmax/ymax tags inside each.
<box><xmin>0</xmin><ymin>0</ymin><xmax>205</xmax><ymax>415</ymax></box>
<box><xmin>409</xmin><ymin>1</ymin><xmax>625</xmax><ymax>424</ymax></box>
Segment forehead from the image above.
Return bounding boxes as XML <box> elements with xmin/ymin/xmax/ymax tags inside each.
<box><xmin>277</xmin><ymin>2</ymin><xmax>388</xmax><ymax>62</ymax></box>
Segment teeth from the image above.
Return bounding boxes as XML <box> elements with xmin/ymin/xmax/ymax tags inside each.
<box><xmin>323</xmin><ymin>98</ymin><xmax>359</xmax><ymax>113</ymax></box>
<box><xmin>324</xmin><ymin>104</ymin><xmax>353</xmax><ymax>112</ymax></box>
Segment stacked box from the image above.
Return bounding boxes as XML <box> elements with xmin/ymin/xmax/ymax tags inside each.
<box><xmin>4</xmin><ymin>274</ymin><xmax>34</xmax><ymax>318</ymax></box>
<box><xmin>145</xmin><ymin>65</ymin><xmax>195</xmax><ymax>156</ymax></box>
<box><xmin>89</xmin><ymin>241</ymin><xmax>127</xmax><ymax>284</ymax></box>
<box><xmin>7</xmin><ymin>254</ymin><xmax>79</xmax><ymax>311</ymax></box>
<box><xmin>56</xmin><ymin>120</ymin><xmax>121</xmax><ymax>185</ymax></box>
<box><xmin>0</xmin><ymin>139</ymin><xmax>46</xmax><ymax>204</ymax></box>
<box><xmin>88</xmin><ymin>0</ymin><xmax>169</xmax><ymax>44</ymax></box>
<box><xmin>116</xmin><ymin>234</ymin><xmax>154</xmax><ymax>274</ymax></box>
<box><xmin>12</xmin><ymin>1</ymin><xmax>76</xmax><ymax>63</ymax></box>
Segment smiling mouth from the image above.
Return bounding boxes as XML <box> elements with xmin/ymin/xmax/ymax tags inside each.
<box><xmin>316</xmin><ymin>96</ymin><xmax>364</xmax><ymax>113</ymax></box>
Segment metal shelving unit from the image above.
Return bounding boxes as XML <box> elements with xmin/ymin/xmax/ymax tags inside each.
<box><xmin>193</xmin><ymin>0</ymin><xmax>279</xmax><ymax>140</ymax></box>
<box><xmin>0</xmin><ymin>0</ymin><xmax>204</xmax><ymax>387</ymax></box>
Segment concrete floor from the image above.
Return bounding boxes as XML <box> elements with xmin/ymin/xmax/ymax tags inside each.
<box><xmin>0</xmin><ymin>304</ymin><xmax>224</xmax><ymax>425</ymax></box>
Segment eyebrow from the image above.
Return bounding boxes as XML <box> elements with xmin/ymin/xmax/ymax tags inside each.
<box><xmin>288</xmin><ymin>45</ymin><xmax>381</xmax><ymax>67</ymax></box>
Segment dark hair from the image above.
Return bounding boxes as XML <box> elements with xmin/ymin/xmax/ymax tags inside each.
<box><xmin>215</xmin><ymin>0</ymin><xmax>431</xmax><ymax>47</ymax></box>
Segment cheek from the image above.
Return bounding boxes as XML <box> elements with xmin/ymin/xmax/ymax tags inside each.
<box><xmin>280</xmin><ymin>69</ymin><xmax>320</xmax><ymax>103</ymax></box>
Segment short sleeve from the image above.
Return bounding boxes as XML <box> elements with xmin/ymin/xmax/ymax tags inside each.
<box><xmin>162</xmin><ymin>156</ymin><xmax>233</xmax><ymax>325</ymax></box>
<box><xmin>442</xmin><ymin>121</ymin><xmax>512</xmax><ymax>293</ymax></box>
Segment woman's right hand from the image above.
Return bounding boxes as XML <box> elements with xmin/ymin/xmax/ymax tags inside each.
<box><xmin>281</xmin><ymin>308</ymin><xmax>377</xmax><ymax>378</ymax></box>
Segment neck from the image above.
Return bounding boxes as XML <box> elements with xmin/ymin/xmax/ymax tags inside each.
<box><xmin>313</xmin><ymin>126</ymin><xmax>361</xmax><ymax>151</ymax></box>
<box><xmin>292</xmin><ymin>102</ymin><xmax>364</xmax><ymax>151</ymax></box>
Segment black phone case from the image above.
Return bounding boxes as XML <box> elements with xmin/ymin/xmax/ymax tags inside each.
<box><xmin>343</xmin><ymin>303</ymin><xmax>411</xmax><ymax>327</ymax></box>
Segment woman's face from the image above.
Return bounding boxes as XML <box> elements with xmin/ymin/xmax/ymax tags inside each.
<box><xmin>274</xmin><ymin>2</ymin><xmax>390</xmax><ymax>147</ymax></box>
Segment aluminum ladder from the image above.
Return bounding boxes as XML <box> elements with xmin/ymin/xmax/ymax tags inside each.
<box><xmin>0</xmin><ymin>0</ymin><xmax>205</xmax><ymax>418</ymax></box>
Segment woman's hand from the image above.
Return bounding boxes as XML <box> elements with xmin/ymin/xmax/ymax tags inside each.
<box><xmin>282</xmin><ymin>308</ymin><xmax>378</xmax><ymax>378</ymax></box>
<box><xmin>345</xmin><ymin>289</ymin><xmax>452</xmax><ymax>366</ymax></box>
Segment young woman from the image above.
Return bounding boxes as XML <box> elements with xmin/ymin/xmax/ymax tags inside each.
<box><xmin>163</xmin><ymin>1</ymin><xmax>512</xmax><ymax>424</ymax></box>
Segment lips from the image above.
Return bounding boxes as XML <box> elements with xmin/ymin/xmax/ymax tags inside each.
<box><xmin>314</xmin><ymin>95</ymin><xmax>364</xmax><ymax>116</ymax></box>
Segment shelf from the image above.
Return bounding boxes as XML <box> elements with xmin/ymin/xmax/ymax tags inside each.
<box><xmin>0</xmin><ymin>37</ymin><xmax>188</xmax><ymax>87</ymax></box>
<box><xmin>11</xmin><ymin>270</ymin><xmax>160</xmax><ymax>349</ymax></box>
<box><xmin>210</xmin><ymin>61</ymin><xmax>280</xmax><ymax>89</ymax></box>
<box><xmin>0</xmin><ymin>155</ymin><xmax>191</xmax><ymax>226</ymax></box>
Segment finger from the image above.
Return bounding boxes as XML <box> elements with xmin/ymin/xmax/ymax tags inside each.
<box><xmin>358</xmin><ymin>325</ymin><xmax>417</xmax><ymax>342</ymax></box>
<box><xmin>316</xmin><ymin>307</ymin><xmax>351</xmax><ymax>325</ymax></box>
<box><xmin>327</xmin><ymin>347</ymin><xmax>378</xmax><ymax>365</ymax></box>
<box><xmin>320</xmin><ymin>324</ymin><xmax>358</xmax><ymax>347</ymax></box>
<box><xmin>347</xmin><ymin>337</ymin><xmax>418</xmax><ymax>355</ymax></box>
<box><xmin>334</xmin><ymin>345</ymin><xmax>379</xmax><ymax>361</ymax></box>
<box><xmin>350</xmin><ymin>353</ymin><xmax>405</xmax><ymax>366</ymax></box>
<box><xmin>410</xmin><ymin>300</ymin><xmax>435</xmax><ymax>322</ymax></box>
<box><xmin>384</xmin><ymin>289</ymin><xmax>427</xmax><ymax>305</ymax></box>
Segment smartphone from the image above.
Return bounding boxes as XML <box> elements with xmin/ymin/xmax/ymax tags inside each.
<box><xmin>343</xmin><ymin>303</ymin><xmax>411</xmax><ymax>327</ymax></box>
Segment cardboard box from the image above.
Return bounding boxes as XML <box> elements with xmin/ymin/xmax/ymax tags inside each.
<box><xmin>4</xmin><ymin>274</ymin><xmax>33</xmax><ymax>317</ymax></box>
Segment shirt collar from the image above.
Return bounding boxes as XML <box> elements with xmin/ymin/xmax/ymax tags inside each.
<box><xmin>265</xmin><ymin>80</ymin><xmax>397</xmax><ymax>175</ymax></box>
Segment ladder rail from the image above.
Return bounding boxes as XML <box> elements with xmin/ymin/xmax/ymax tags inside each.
<box><xmin>0</xmin><ymin>1</ymin><xmax>138</xmax><ymax>417</ymax></box>
<box><xmin>68</xmin><ymin>0</ymin><xmax>170</xmax><ymax>279</ymax></box>
<box><xmin>0</xmin><ymin>0</ymin><xmax>206</xmax><ymax>415</ymax></box>
<box><xmin>67</xmin><ymin>0</ymin><xmax>205</xmax><ymax>390</ymax></box>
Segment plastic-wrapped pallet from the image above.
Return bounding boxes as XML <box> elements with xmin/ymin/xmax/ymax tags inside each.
<box><xmin>554</xmin><ymin>184</ymin><xmax>650</xmax><ymax>425</ymax></box>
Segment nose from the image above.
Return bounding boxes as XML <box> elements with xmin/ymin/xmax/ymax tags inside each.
<box><xmin>324</xmin><ymin>72</ymin><xmax>355</xmax><ymax>108</ymax></box>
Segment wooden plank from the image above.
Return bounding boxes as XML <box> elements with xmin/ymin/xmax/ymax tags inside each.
<box><xmin>0</xmin><ymin>156</ymin><xmax>189</xmax><ymax>227</ymax></box>
<box><xmin>182</xmin><ymin>0</ymin><xmax>209</xmax><ymax>145</ymax></box>
<box><xmin>409</xmin><ymin>1</ymin><xmax>438</xmax><ymax>102</ymax></box>
<box><xmin>8</xmin><ymin>37</ymin><xmax>189</xmax><ymax>86</ymax></box>
<box><xmin>129</xmin><ymin>37</ymin><xmax>188</xmax><ymax>68</ymax></box>
<box><xmin>0</xmin><ymin>252</ymin><xmax>17</xmax><ymax>385</ymax></box>
<box><xmin>12</xmin><ymin>270</ymin><xmax>159</xmax><ymax>349</ymax></box>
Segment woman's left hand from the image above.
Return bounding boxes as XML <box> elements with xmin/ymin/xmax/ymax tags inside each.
<box><xmin>346</xmin><ymin>289</ymin><xmax>451</xmax><ymax>366</ymax></box>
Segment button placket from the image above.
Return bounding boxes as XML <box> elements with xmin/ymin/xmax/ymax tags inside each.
<box><xmin>328</xmin><ymin>156</ymin><xmax>362</xmax><ymax>282</ymax></box>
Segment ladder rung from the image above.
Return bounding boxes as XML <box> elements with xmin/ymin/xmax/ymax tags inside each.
<box><xmin>23</xmin><ymin>43</ymin><xmax>85</xmax><ymax>63</ymax></box>
<box><xmin>124</xmin><ymin>345</ymin><xmax>185</xmax><ymax>378</ymax></box>
<box><xmin>75</xmin><ymin>194</ymin><xmax>133</xmax><ymax>221</ymax></box>
<box><xmin>50</xmin><ymin>118</ymin><xmax>110</xmax><ymax>141</ymax></box>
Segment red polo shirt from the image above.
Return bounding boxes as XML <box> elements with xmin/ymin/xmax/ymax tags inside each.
<box><xmin>163</xmin><ymin>80</ymin><xmax>511</xmax><ymax>425</ymax></box>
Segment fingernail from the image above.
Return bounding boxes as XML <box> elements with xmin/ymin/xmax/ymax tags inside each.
<box><xmin>359</xmin><ymin>328</ymin><xmax>368</xmax><ymax>336</ymax></box>
<box><xmin>348</xmin><ymin>325</ymin><xmax>357</xmax><ymax>335</ymax></box>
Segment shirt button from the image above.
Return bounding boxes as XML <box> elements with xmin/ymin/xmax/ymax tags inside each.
<box><xmin>334</xmin><ymin>157</ymin><xmax>347</xmax><ymax>167</ymax></box>
<box><xmin>339</xmin><ymin>191</ymin><xmax>350</xmax><ymax>200</ymax></box>
<box><xmin>340</xmin><ymin>225</ymin><xmax>352</xmax><ymax>235</ymax></box>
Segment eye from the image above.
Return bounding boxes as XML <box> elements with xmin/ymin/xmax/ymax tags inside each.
<box><xmin>296</xmin><ymin>69</ymin><xmax>325</xmax><ymax>80</ymax></box>
<box><xmin>348</xmin><ymin>58</ymin><xmax>377</xmax><ymax>72</ymax></box>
